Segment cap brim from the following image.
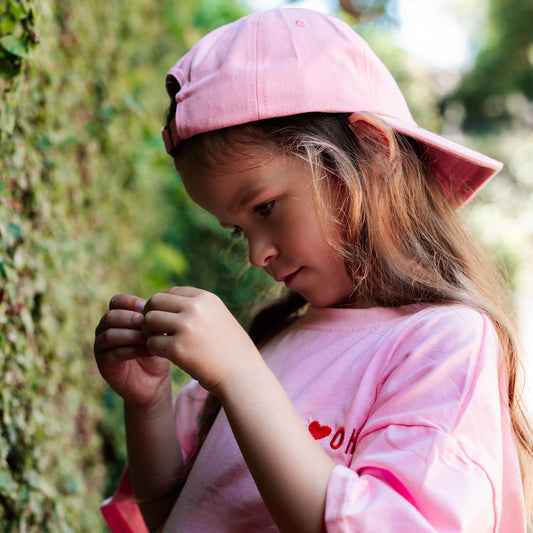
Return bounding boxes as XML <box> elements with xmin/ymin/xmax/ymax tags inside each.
<box><xmin>378</xmin><ymin>115</ymin><xmax>502</xmax><ymax>208</ymax></box>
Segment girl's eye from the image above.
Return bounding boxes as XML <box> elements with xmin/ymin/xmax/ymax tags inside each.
<box><xmin>254</xmin><ymin>200</ymin><xmax>275</xmax><ymax>217</ymax></box>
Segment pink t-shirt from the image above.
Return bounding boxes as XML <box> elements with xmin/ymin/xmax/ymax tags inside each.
<box><xmin>101</xmin><ymin>304</ymin><xmax>526</xmax><ymax>532</ymax></box>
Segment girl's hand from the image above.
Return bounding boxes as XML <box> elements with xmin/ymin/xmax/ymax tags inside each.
<box><xmin>94</xmin><ymin>294</ymin><xmax>171</xmax><ymax>407</ymax></box>
<box><xmin>142</xmin><ymin>287</ymin><xmax>260</xmax><ymax>393</ymax></box>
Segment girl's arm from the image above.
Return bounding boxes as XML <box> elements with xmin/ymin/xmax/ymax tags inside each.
<box><xmin>216</xmin><ymin>356</ymin><xmax>335</xmax><ymax>533</ymax></box>
<box><xmin>143</xmin><ymin>287</ymin><xmax>335</xmax><ymax>533</ymax></box>
<box><xmin>123</xmin><ymin>384</ymin><xmax>183</xmax><ymax>533</ymax></box>
<box><xmin>94</xmin><ymin>294</ymin><xmax>184</xmax><ymax>532</ymax></box>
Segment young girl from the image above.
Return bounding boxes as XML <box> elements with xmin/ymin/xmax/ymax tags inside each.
<box><xmin>94</xmin><ymin>8</ymin><xmax>532</xmax><ymax>532</ymax></box>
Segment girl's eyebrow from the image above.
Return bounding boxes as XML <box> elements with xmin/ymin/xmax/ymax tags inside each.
<box><xmin>216</xmin><ymin>183</ymin><xmax>269</xmax><ymax>229</ymax></box>
<box><xmin>236</xmin><ymin>180</ymin><xmax>272</xmax><ymax>210</ymax></box>
<box><xmin>218</xmin><ymin>182</ymin><xmax>274</xmax><ymax>229</ymax></box>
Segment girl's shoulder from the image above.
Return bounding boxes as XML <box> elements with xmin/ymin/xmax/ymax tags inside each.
<box><xmin>397</xmin><ymin>303</ymin><xmax>492</xmax><ymax>335</ymax></box>
<box><xmin>292</xmin><ymin>303</ymin><xmax>501</xmax><ymax>370</ymax></box>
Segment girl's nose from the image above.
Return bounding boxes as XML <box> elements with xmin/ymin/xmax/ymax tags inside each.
<box><xmin>248</xmin><ymin>236</ymin><xmax>278</xmax><ymax>268</ymax></box>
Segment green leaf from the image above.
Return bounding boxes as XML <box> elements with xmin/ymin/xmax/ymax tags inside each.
<box><xmin>7</xmin><ymin>223</ymin><xmax>22</xmax><ymax>240</ymax></box>
<box><xmin>0</xmin><ymin>18</ymin><xmax>17</xmax><ymax>35</ymax></box>
<box><xmin>151</xmin><ymin>242</ymin><xmax>189</xmax><ymax>275</ymax></box>
<box><xmin>0</xmin><ymin>56</ymin><xmax>20</xmax><ymax>79</ymax></box>
<box><xmin>0</xmin><ymin>35</ymin><xmax>28</xmax><ymax>58</ymax></box>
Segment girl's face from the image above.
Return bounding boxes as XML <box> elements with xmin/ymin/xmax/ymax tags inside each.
<box><xmin>178</xmin><ymin>152</ymin><xmax>354</xmax><ymax>308</ymax></box>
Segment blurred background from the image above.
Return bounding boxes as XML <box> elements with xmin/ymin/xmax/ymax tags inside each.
<box><xmin>1</xmin><ymin>0</ymin><xmax>531</xmax><ymax>530</ymax></box>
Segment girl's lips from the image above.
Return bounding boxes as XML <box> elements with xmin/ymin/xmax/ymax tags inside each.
<box><xmin>284</xmin><ymin>268</ymin><xmax>302</xmax><ymax>287</ymax></box>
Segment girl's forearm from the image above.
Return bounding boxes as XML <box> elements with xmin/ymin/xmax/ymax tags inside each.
<box><xmin>215</xmin><ymin>357</ymin><xmax>335</xmax><ymax>533</ymax></box>
<box><xmin>124</xmin><ymin>384</ymin><xmax>184</xmax><ymax>532</ymax></box>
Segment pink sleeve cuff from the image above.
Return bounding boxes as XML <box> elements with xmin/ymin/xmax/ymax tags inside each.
<box><xmin>100</xmin><ymin>469</ymin><xmax>149</xmax><ymax>533</ymax></box>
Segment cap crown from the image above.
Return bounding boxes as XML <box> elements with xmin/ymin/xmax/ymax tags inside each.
<box><xmin>167</xmin><ymin>9</ymin><xmax>414</xmax><ymax>141</ymax></box>
<box><xmin>164</xmin><ymin>8</ymin><xmax>502</xmax><ymax>207</ymax></box>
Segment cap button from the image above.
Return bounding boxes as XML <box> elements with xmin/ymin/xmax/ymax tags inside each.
<box><xmin>295</xmin><ymin>19</ymin><xmax>308</xmax><ymax>28</ymax></box>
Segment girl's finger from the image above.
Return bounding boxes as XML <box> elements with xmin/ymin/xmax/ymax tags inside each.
<box><xmin>163</xmin><ymin>286</ymin><xmax>204</xmax><ymax>298</ymax></box>
<box><xmin>144</xmin><ymin>291</ymin><xmax>194</xmax><ymax>314</ymax></box>
<box><xmin>97</xmin><ymin>344</ymin><xmax>153</xmax><ymax>363</ymax></box>
<box><xmin>145</xmin><ymin>333</ymin><xmax>176</xmax><ymax>360</ymax></box>
<box><xmin>143</xmin><ymin>309</ymin><xmax>183</xmax><ymax>336</ymax></box>
<box><xmin>95</xmin><ymin>309</ymin><xmax>144</xmax><ymax>335</ymax></box>
<box><xmin>145</xmin><ymin>287</ymin><xmax>217</xmax><ymax>314</ymax></box>
<box><xmin>95</xmin><ymin>327</ymin><xmax>147</xmax><ymax>353</ymax></box>
<box><xmin>109</xmin><ymin>293</ymin><xmax>146</xmax><ymax>312</ymax></box>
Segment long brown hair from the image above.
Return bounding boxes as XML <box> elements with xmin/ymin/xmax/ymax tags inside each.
<box><xmin>172</xmin><ymin>110</ymin><xmax>533</xmax><ymax>517</ymax></box>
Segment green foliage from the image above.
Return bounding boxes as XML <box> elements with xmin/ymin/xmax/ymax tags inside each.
<box><xmin>0</xmin><ymin>0</ymin><xmax>37</xmax><ymax>79</ymax></box>
<box><xmin>0</xmin><ymin>0</ymin><xmax>156</xmax><ymax>528</ymax></box>
<box><xmin>443</xmin><ymin>0</ymin><xmax>533</xmax><ymax>132</ymax></box>
<box><xmin>437</xmin><ymin>0</ymin><xmax>533</xmax><ymax>289</ymax></box>
<box><xmin>0</xmin><ymin>0</ymin><xmax>255</xmax><ymax>529</ymax></box>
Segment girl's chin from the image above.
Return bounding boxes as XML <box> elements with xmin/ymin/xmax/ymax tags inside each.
<box><xmin>298</xmin><ymin>291</ymin><xmax>352</xmax><ymax>309</ymax></box>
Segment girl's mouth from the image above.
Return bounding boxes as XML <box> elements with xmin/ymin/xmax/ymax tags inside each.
<box><xmin>284</xmin><ymin>268</ymin><xmax>302</xmax><ymax>287</ymax></box>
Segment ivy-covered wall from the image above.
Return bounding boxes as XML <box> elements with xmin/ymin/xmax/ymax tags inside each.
<box><xmin>1</xmin><ymin>0</ymin><xmax>255</xmax><ymax>527</ymax></box>
<box><xmin>0</xmin><ymin>0</ymin><xmax>224</xmax><ymax>529</ymax></box>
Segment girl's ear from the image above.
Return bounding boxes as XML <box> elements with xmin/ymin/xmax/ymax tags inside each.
<box><xmin>347</xmin><ymin>113</ymin><xmax>394</xmax><ymax>162</ymax></box>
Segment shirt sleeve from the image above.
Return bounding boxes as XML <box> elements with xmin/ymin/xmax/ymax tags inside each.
<box><xmin>100</xmin><ymin>380</ymin><xmax>208</xmax><ymax>533</ymax></box>
<box><xmin>324</xmin><ymin>306</ymin><xmax>524</xmax><ymax>532</ymax></box>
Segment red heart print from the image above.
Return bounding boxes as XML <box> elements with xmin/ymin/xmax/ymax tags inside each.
<box><xmin>308</xmin><ymin>420</ymin><xmax>332</xmax><ymax>440</ymax></box>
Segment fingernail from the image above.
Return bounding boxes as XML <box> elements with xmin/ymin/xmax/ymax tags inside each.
<box><xmin>136</xmin><ymin>299</ymin><xmax>146</xmax><ymax>312</ymax></box>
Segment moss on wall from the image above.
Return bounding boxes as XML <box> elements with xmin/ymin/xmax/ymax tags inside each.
<box><xmin>1</xmin><ymin>0</ymin><xmax>253</xmax><ymax>527</ymax></box>
<box><xmin>0</xmin><ymin>0</ymin><xmax>192</xmax><ymax>529</ymax></box>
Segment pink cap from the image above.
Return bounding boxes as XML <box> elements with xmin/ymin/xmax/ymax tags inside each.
<box><xmin>162</xmin><ymin>8</ymin><xmax>501</xmax><ymax>207</ymax></box>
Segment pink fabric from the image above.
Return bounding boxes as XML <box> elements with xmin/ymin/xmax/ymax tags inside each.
<box><xmin>100</xmin><ymin>469</ymin><xmax>148</xmax><ymax>533</ymax></box>
<box><xmin>163</xmin><ymin>9</ymin><xmax>502</xmax><ymax>207</ymax></box>
<box><xmin>101</xmin><ymin>304</ymin><xmax>526</xmax><ymax>532</ymax></box>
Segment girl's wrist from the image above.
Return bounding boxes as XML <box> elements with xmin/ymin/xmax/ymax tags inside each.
<box><xmin>212</xmin><ymin>349</ymin><xmax>270</xmax><ymax>404</ymax></box>
<box><xmin>123</xmin><ymin>380</ymin><xmax>173</xmax><ymax>421</ymax></box>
